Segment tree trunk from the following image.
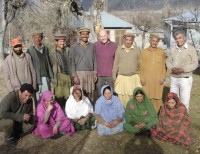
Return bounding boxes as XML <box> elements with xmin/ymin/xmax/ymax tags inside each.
<box><xmin>141</xmin><ymin>31</ymin><xmax>146</xmax><ymax>50</ymax></box>
<box><xmin>0</xmin><ymin>0</ymin><xmax>7</xmax><ymax>70</ymax></box>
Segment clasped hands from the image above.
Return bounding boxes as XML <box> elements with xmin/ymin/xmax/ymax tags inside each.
<box><xmin>104</xmin><ymin>120</ymin><xmax>118</xmax><ymax>128</ymax></box>
<box><xmin>171</xmin><ymin>67</ymin><xmax>184</xmax><ymax>75</ymax></box>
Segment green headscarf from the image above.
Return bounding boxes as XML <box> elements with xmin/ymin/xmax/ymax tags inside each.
<box><xmin>125</xmin><ymin>87</ymin><xmax>158</xmax><ymax>130</ymax></box>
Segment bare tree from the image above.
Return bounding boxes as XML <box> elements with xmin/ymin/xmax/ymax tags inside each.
<box><xmin>0</xmin><ymin>0</ymin><xmax>28</xmax><ymax>70</ymax></box>
<box><xmin>132</xmin><ymin>10</ymin><xmax>160</xmax><ymax>49</ymax></box>
<box><xmin>172</xmin><ymin>3</ymin><xmax>200</xmax><ymax>52</ymax></box>
<box><xmin>0</xmin><ymin>0</ymin><xmax>106</xmax><ymax>71</ymax></box>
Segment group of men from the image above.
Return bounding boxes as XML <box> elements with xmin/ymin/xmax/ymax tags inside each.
<box><xmin>0</xmin><ymin>27</ymin><xmax>198</xmax><ymax>146</ymax></box>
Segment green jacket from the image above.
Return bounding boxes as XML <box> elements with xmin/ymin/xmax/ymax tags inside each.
<box><xmin>0</xmin><ymin>91</ymin><xmax>33</xmax><ymax>122</ymax></box>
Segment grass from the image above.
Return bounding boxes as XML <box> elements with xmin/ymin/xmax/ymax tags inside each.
<box><xmin>0</xmin><ymin>72</ymin><xmax>200</xmax><ymax>154</ymax></box>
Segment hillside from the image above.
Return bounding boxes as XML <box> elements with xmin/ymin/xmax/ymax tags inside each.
<box><xmin>82</xmin><ymin>0</ymin><xmax>200</xmax><ymax>11</ymax></box>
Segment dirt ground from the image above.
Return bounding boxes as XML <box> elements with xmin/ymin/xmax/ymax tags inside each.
<box><xmin>0</xmin><ymin>70</ymin><xmax>200</xmax><ymax>154</ymax></box>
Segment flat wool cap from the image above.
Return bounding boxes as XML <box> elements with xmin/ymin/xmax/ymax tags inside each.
<box><xmin>54</xmin><ymin>33</ymin><xmax>66</xmax><ymax>40</ymax></box>
<box><xmin>149</xmin><ymin>33</ymin><xmax>161</xmax><ymax>40</ymax></box>
<box><xmin>123</xmin><ymin>32</ymin><xmax>135</xmax><ymax>38</ymax></box>
<box><xmin>79</xmin><ymin>28</ymin><xmax>90</xmax><ymax>33</ymax></box>
<box><xmin>32</xmin><ymin>32</ymin><xmax>44</xmax><ymax>36</ymax></box>
<box><xmin>11</xmin><ymin>38</ymin><xmax>22</xmax><ymax>47</ymax></box>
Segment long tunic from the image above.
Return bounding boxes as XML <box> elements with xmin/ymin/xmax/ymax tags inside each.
<box><xmin>112</xmin><ymin>45</ymin><xmax>141</xmax><ymax>79</ymax></box>
<box><xmin>139</xmin><ymin>47</ymin><xmax>166</xmax><ymax>99</ymax></box>
<box><xmin>3</xmin><ymin>52</ymin><xmax>36</xmax><ymax>93</ymax></box>
<box><xmin>166</xmin><ymin>44</ymin><xmax>198</xmax><ymax>78</ymax></box>
<box><xmin>70</xmin><ymin>42</ymin><xmax>97</xmax><ymax>77</ymax></box>
<box><xmin>27</xmin><ymin>45</ymin><xmax>53</xmax><ymax>85</ymax></box>
<box><xmin>50</xmin><ymin>48</ymin><xmax>71</xmax><ymax>98</ymax></box>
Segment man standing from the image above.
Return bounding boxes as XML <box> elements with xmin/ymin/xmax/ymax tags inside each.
<box><xmin>27</xmin><ymin>32</ymin><xmax>53</xmax><ymax>100</ymax></box>
<box><xmin>166</xmin><ymin>30</ymin><xmax>198</xmax><ymax>112</ymax></box>
<box><xmin>94</xmin><ymin>29</ymin><xmax>117</xmax><ymax>96</ymax></box>
<box><xmin>71</xmin><ymin>28</ymin><xmax>97</xmax><ymax>103</ymax></box>
<box><xmin>51</xmin><ymin>33</ymin><xmax>71</xmax><ymax>109</ymax></box>
<box><xmin>3</xmin><ymin>38</ymin><xmax>36</xmax><ymax>94</ymax></box>
<box><xmin>112</xmin><ymin>32</ymin><xmax>141</xmax><ymax>108</ymax></box>
<box><xmin>140</xmin><ymin>34</ymin><xmax>166</xmax><ymax>113</ymax></box>
<box><xmin>0</xmin><ymin>83</ymin><xmax>34</xmax><ymax>146</ymax></box>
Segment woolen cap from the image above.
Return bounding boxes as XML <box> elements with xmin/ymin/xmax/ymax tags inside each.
<box><xmin>149</xmin><ymin>33</ymin><xmax>161</xmax><ymax>40</ymax></box>
<box><xmin>79</xmin><ymin>27</ymin><xmax>90</xmax><ymax>33</ymax></box>
<box><xmin>123</xmin><ymin>32</ymin><xmax>135</xmax><ymax>38</ymax></box>
<box><xmin>54</xmin><ymin>33</ymin><xmax>66</xmax><ymax>40</ymax></box>
<box><xmin>11</xmin><ymin>38</ymin><xmax>22</xmax><ymax>47</ymax></box>
<box><xmin>32</xmin><ymin>32</ymin><xmax>43</xmax><ymax>37</ymax></box>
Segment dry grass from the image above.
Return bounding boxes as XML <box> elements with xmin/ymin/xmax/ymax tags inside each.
<box><xmin>0</xmin><ymin>71</ymin><xmax>200</xmax><ymax>154</ymax></box>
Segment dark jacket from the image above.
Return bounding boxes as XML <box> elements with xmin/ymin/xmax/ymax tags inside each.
<box><xmin>0</xmin><ymin>91</ymin><xmax>33</xmax><ymax>123</ymax></box>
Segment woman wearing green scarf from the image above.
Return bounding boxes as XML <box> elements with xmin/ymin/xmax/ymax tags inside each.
<box><xmin>125</xmin><ymin>87</ymin><xmax>158</xmax><ymax>135</ymax></box>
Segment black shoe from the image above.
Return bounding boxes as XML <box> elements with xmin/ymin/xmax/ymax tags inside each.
<box><xmin>51</xmin><ymin>133</ymin><xmax>63</xmax><ymax>139</ymax></box>
<box><xmin>5</xmin><ymin>137</ymin><xmax>17</xmax><ymax>146</ymax></box>
<box><xmin>143</xmin><ymin>130</ymin><xmax>151</xmax><ymax>137</ymax></box>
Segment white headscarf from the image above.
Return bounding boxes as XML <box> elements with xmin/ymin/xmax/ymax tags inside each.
<box><xmin>65</xmin><ymin>85</ymin><xmax>93</xmax><ymax>119</ymax></box>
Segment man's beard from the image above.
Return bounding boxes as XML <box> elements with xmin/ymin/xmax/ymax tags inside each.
<box><xmin>13</xmin><ymin>50</ymin><xmax>23</xmax><ymax>55</ymax></box>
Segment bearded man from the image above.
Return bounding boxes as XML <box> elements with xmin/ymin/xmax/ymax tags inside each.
<box><xmin>3</xmin><ymin>38</ymin><xmax>36</xmax><ymax>94</ymax></box>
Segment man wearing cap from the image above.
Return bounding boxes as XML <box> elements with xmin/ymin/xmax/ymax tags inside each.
<box><xmin>139</xmin><ymin>33</ymin><xmax>166</xmax><ymax>113</ymax></box>
<box><xmin>166</xmin><ymin>30</ymin><xmax>198</xmax><ymax>112</ymax></box>
<box><xmin>70</xmin><ymin>28</ymin><xmax>97</xmax><ymax>103</ymax></box>
<box><xmin>0</xmin><ymin>83</ymin><xmax>34</xmax><ymax>146</ymax></box>
<box><xmin>112</xmin><ymin>32</ymin><xmax>141</xmax><ymax>108</ymax></box>
<box><xmin>94</xmin><ymin>29</ymin><xmax>117</xmax><ymax>97</ymax></box>
<box><xmin>3</xmin><ymin>38</ymin><xmax>36</xmax><ymax>94</ymax></box>
<box><xmin>51</xmin><ymin>33</ymin><xmax>71</xmax><ymax>109</ymax></box>
<box><xmin>27</xmin><ymin>32</ymin><xmax>53</xmax><ymax>100</ymax></box>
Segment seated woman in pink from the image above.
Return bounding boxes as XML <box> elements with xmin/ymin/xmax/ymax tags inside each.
<box><xmin>33</xmin><ymin>91</ymin><xmax>75</xmax><ymax>139</ymax></box>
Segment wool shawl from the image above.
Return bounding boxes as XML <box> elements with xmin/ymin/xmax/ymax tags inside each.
<box><xmin>35</xmin><ymin>91</ymin><xmax>69</xmax><ymax>125</ymax></box>
<box><xmin>65</xmin><ymin>86</ymin><xmax>93</xmax><ymax>119</ymax></box>
<box><xmin>95</xmin><ymin>85</ymin><xmax>125</xmax><ymax>123</ymax></box>
<box><xmin>151</xmin><ymin>92</ymin><xmax>194</xmax><ymax>146</ymax></box>
<box><xmin>125</xmin><ymin>87</ymin><xmax>158</xmax><ymax>128</ymax></box>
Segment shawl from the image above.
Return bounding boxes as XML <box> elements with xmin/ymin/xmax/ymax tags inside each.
<box><xmin>95</xmin><ymin>85</ymin><xmax>125</xmax><ymax>122</ymax></box>
<box><xmin>151</xmin><ymin>92</ymin><xmax>194</xmax><ymax>146</ymax></box>
<box><xmin>65</xmin><ymin>85</ymin><xmax>93</xmax><ymax>119</ymax></box>
<box><xmin>125</xmin><ymin>87</ymin><xmax>158</xmax><ymax>127</ymax></box>
<box><xmin>35</xmin><ymin>91</ymin><xmax>68</xmax><ymax>126</ymax></box>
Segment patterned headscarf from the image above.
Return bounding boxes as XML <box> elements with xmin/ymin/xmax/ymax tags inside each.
<box><xmin>151</xmin><ymin>92</ymin><xmax>194</xmax><ymax>146</ymax></box>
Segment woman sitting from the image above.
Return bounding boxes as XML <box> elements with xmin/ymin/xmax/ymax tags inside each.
<box><xmin>151</xmin><ymin>92</ymin><xmax>194</xmax><ymax>147</ymax></box>
<box><xmin>95</xmin><ymin>85</ymin><xmax>125</xmax><ymax>136</ymax></box>
<box><xmin>33</xmin><ymin>91</ymin><xmax>75</xmax><ymax>139</ymax></box>
<box><xmin>125</xmin><ymin>87</ymin><xmax>158</xmax><ymax>136</ymax></box>
<box><xmin>65</xmin><ymin>85</ymin><xmax>95</xmax><ymax>130</ymax></box>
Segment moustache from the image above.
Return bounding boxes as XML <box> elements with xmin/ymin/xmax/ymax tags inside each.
<box><xmin>14</xmin><ymin>50</ymin><xmax>23</xmax><ymax>55</ymax></box>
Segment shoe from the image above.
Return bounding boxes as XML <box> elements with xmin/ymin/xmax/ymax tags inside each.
<box><xmin>143</xmin><ymin>130</ymin><xmax>151</xmax><ymax>137</ymax></box>
<box><xmin>51</xmin><ymin>133</ymin><xmax>63</xmax><ymax>139</ymax></box>
<box><xmin>5</xmin><ymin>137</ymin><xmax>17</xmax><ymax>146</ymax></box>
<box><xmin>91</xmin><ymin>120</ymin><xmax>97</xmax><ymax>129</ymax></box>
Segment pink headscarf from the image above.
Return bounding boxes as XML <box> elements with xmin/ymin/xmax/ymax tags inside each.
<box><xmin>38</xmin><ymin>91</ymin><xmax>54</xmax><ymax>106</ymax></box>
<box><xmin>36</xmin><ymin>91</ymin><xmax>66</xmax><ymax>124</ymax></box>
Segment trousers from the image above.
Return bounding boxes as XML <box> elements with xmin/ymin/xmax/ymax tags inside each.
<box><xmin>170</xmin><ymin>76</ymin><xmax>193</xmax><ymax>112</ymax></box>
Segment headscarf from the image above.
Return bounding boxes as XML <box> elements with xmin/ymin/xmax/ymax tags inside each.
<box><xmin>151</xmin><ymin>92</ymin><xmax>194</xmax><ymax>146</ymax></box>
<box><xmin>65</xmin><ymin>85</ymin><xmax>93</xmax><ymax>119</ymax></box>
<box><xmin>95</xmin><ymin>85</ymin><xmax>125</xmax><ymax>122</ymax></box>
<box><xmin>125</xmin><ymin>87</ymin><xmax>158</xmax><ymax>124</ymax></box>
<box><xmin>35</xmin><ymin>91</ymin><xmax>67</xmax><ymax>125</ymax></box>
